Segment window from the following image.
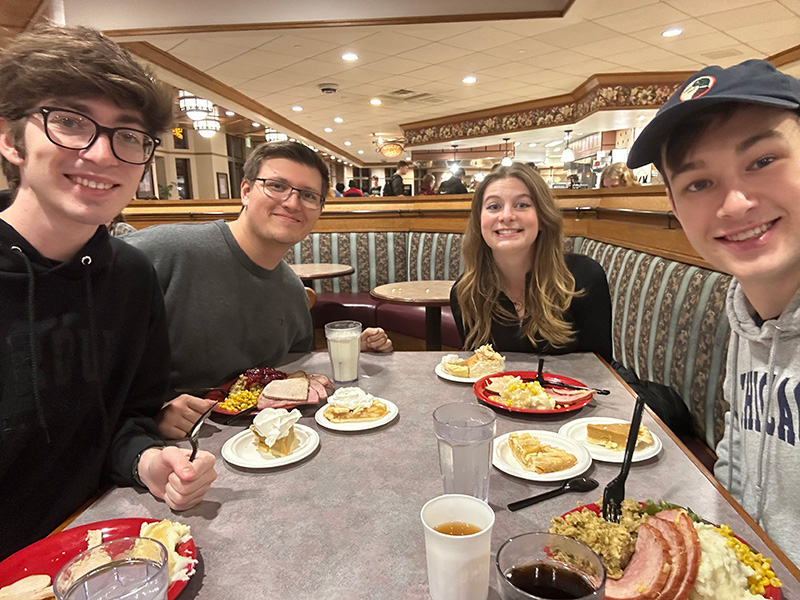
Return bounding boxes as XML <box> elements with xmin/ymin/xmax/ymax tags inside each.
<box><xmin>172</xmin><ymin>127</ymin><xmax>189</xmax><ymax>150</ymax></box>
<box><xmin>352</xmin><ymin>167</ymin><xmax>371</xmax><ymax>193</ymax></box>
<box><xmin>175</xmin><ymin>158</ymin><xmax>193</xmax><ymax>199</ymax></box>
<box><xmin>226</xmin><ymin>135</ymin><xmax>246</xmax><ymax>199</ymax></box>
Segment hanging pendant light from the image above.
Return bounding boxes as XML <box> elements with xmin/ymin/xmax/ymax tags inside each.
<box><xmin>501</xmin><ymin>137</ymin><xmax>513</xmax><ymax>167</ymax></box>
<box><xmin>561</xmin><ymin>130</ymin><xmax>575</xmax><ymax>163</ymax></box>
<box><xmin>178</xmin><ymin>90</ymin><xmax>213</xmax><ymax>121</ymax></box>
<box><xmin>449</xmin><ymin>144</ymin><xmax>459</xmax><ymax>173</ymax></box>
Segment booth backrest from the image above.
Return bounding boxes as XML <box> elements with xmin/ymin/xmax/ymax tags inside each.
<box><xmin>287</xmin><ymin>232</ymin><xmax>731</xmax><ymax>447</ymax></box>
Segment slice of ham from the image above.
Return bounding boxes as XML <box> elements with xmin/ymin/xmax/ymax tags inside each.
<box><xmin>655</xmin><ymin>510</ymin><xmax>700</xmax><ymax>600</ymax></box>
<box><xmin>606</xmin><ymin>522</ymin><xmax>671</xmax><ymax>600</ymax></box>
<box><xmin>545</xmin><ymin>386</ymin><xmax>593</xmax><ymax>405</ymax></box>
<box><xmin>645</xmin><ymin>516</ymin><xmax>687</xmax><ymax>600</ymax></box>
<box><xmin>258</xmin><ymin>373</ymin><xmax>333</xmax><ymax>409</ymax></box>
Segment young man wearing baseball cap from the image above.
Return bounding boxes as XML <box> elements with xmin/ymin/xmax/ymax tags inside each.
<box><xmin>628</xmin><ymin>59</ymin><xmax>800</xmax><ymax>564</ymax></box>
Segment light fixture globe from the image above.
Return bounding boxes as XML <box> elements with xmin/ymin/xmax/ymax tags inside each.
<box><xmin>560</xmin><ymin>130</ymin><xmax>575</xmax><ymax>163</ymax></box>
<box><xmin>179</xmin><ymin>91</ymin><xmax>213</xmax><ymax>121</ymax></box>
<box><xmin>193</xmin><ymin>117</ymin><xmax>220</xmax><ymax>138</ymax></box>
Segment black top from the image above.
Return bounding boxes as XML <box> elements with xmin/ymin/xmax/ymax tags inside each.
<box><xmin>0</xmin><ymin>222</ymin><xmax>169</xmax><ymax>559</ymax></box>
<box><xmin>439</xmin><ymin>178</ymin><xmax>468</xmax><ymax>194</ymax></box>
<box><xmin>383</xmin><ymin>173</ymin><xmax>408</xmax><ymax>196</ymax></box>
<box><xmin>450</xmin><ymin>253</ymin><xmax>613</xmax><ymax>362</ymax></box>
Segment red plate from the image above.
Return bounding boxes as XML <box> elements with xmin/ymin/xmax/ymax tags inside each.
<box><xmin>474</xmin><ymin>371</ymin><xmax>594</xmax><ymax>414</ymax></box>
<box><xmin>208</xmin><ymin>377</ymin><xmax>239</xmax><ymax>415</ymax></box>
<box><xmin>560</xmin><ymin>503</ymin><xmax>781</xmax><ymax>600</ymax></box>
<box><xmin>0</xmin><ymin>518</ymin><xmax>196</xmax><ymax>599</ymax></box>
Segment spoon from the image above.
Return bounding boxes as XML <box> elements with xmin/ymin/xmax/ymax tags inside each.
<box><xmin>188</xmin><ymin>403</ymin><xmax>218</xmax><ymax>462</ymax></box>
<box><xmin>507</xmin><ymin>476</ymin><xmax>599</xmax><ymax>512</ymax></box>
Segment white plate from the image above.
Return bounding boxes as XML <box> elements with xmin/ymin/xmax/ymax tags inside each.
<box><xmin>434</xmin><ymin>362</ymin><xmax>480</xmax><ymax>383</ymax></box>
<box><xmin>493</xmin><ymin>430</ymin><xmax>592</xmax><ymax>482</ymax></box>
<box><xmin>222</xmin><ymin>424</ymin><xmax>319</xmax><ymax>468</ymax></box>
<box><xmin>558</xmin><ymin>417</ymin><xmax>662</xmax><ymax>463</ymax></box>
<box><xmin>314</xmin><ymin>398</ymin><xmax>399</xmax><ymax>431</ymax></box>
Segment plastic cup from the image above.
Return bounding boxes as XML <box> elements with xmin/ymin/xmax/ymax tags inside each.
<box><xmin>53</xmin><ymin>536</ymin><xmax>169</xmax><ymax>600</ymax></box>
<box><xmin>421</xmin><ymin>494</ymin><xmax>496</xmax><ymax>600</ymax></box>
<box><xmin>324</xmin><ymin>320</ymin><xmax>362</xmax><ymax>383</ymax></box>
<box><xmin>433</xmin><ymin>402</ymin><xmax>496</xmax><ymax>502</ymax></box>
<box><xmin>496</xmin><ymin>532</ymin><xmax>606</xmax><ymax>600</ymax></box>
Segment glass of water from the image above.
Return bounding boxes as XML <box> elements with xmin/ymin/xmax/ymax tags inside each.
<box><xmin>433</xmin><ymin>402</ymin><xmax>497</xmax><ymax>502</ymax></box>
<box><xmin>54</xmin><ymin>537</ymin><xmax>169</xmax><ymax>600</ymax></box>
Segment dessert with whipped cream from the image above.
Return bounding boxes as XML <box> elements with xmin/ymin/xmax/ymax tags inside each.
<box><xmin>250</xmin><ymin>408</ymin><xmax>301</xmax><ymax>457</ymax></box>
<box><xmin>323</xmin><ymin>387</ymin><xmax>388</xmax><ymax>423</ymax></box>
<box><xmin>139</xmin><ymin>519</ymin><xmax>197</xmax><ymax>583</ymax></box>
<box><xmin>441</xmin><ymin>344</ymin><xmax>505</xmax><ymax>378</ymax></box>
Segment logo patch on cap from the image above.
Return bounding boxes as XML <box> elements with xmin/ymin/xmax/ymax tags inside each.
<box><xmin>680</xmin><ymin>75</ymin><xmax>716</xmax><ymax>102</ymax></box>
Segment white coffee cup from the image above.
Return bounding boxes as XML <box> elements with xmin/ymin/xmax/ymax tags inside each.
<box><xmin>420</xmin><ymin>494</ymin><xmax>496</xmax><ymax>600</ymax></box>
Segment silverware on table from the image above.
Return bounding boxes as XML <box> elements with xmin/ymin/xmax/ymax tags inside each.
<box><xmin>222</xmin><ymin>404</ymin><xmax>259</xmax><ymax>425</ymax></box>
<box><xmin>534</xmin><ymin>357</ymin><xmax>610</xmax><ymax>395</ymax></box>
<box><xmin>602</xmin><ymin>393</ymin><xmax>646</xmax><ymax>523</ymax></box>
<box><xmin>188</xmin><ymin>403</ymin><xmax>218</xmax><ymax>462</ymax></box>
<box><xmin>507</xmin><ymin>476</ymin><xmax>598</xmax><ymax>512</ymax></box>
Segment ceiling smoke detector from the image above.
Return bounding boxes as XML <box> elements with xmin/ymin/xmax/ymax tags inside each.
<box><xmin>318</xmin><ymin>83</ymin><xmax>339</xmax><ymax>94</ymax></box>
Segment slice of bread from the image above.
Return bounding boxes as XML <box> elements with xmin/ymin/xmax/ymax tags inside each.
<box><xmin>0</xmin><ymin>575</ymin><xmax>53</xmax><ymax>600</ymax></box>
<box><xmin>261</xmin><ymin>376</ymin><xmax>309</xmax><ymax>402</ymax></box>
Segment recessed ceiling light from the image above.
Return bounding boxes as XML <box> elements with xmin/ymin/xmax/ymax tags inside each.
<box><xmin>662</xmin><ymin>28</ymin><xmax>683</xmax><ymax>37</ymax></box>
<box><xmin>289</xmin><ymin>138</ymin><xmax>296</xmax><ymax>142</ymax></box>
<box><xmin>370</xmin><ymin>98</ymin><xmax>382</xmax><ymax>106</ymax></box>
<box><xmin>224</xmin><ymin>110</ymin><xmax>235</xmax><ymax>116</ymax></box>
<box><xmin>405</xmin><ymin>156</ymin><xmax>411</xmax><ymax>161</ymax></box>
<box><xmin>638</xmin><ymin>115</ymin><xmax>646</xmax><ymax>121</ymax></box>
<box><xmin>342</xmin><ymin>52</ymin><xmax>359</xmax><ymax>61</ymax></box>
<box><xmin>344</xmin><ymin>141</ymin><xmax>352</xmax><ymax>146</ymax></box>
<box><xmin>514</xmin><ymin>142</ymin><xmax>521</xmax><ymax>147</ymax></box>
<box><xmin>528</xmin><ymin>142</ymin><xmax>537</xmax><ymax>148</ymax></box>
<box><xmin>337</xmin><ymin>158</ymin><xmax>343</xmax><ymax>162</ymax></box>
<box><xmin>333</xmin><ymin>117</ymin><xmax>344</xmax><ymax>123</ymax></box>
<box><xmin>357</xmin><ymin>150</ymin><xmax>365</xmax><ymax>154</ymax></box>
<box><xmin>544</xmin><ymin>140</ymin><xmax>562</xmax><ymax>147</ymax></box>
<box><xmin>251</xmin><ymin>122</ymin><xmax>260</xmax><ymax>127</ymax></box>
<box><xmin>324</xmin><ymin>127</ymin><xmax>333</xmax><ymax>133</ymax></box>
<box><xmin>291</xmin><ymin>106</ymin><xmax>303</xmax><ymax>112</ymax></box>
<box><xmin>462</xmin><ymin>75</ymin><xmax>477</xmax><ymax>84</ymax></box>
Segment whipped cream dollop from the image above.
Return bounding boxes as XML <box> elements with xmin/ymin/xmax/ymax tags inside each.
<box><xmin>440</xmin><ymin>354</ymin><xmax>461</xmax><ymax>365</ymax></box>
<box><xmin>252</xmin><ymin>408</ymin><xmax>301</xmax><ymax>446</ymax></box>
<box><xmin>327</xmin><ymin>387</ymin><xmax>375</xmax><ymax>410</ymax></box>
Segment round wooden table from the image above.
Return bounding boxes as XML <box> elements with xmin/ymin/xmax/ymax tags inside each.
<box><xmin>288</xmin><ymin>263</ymin><xmax>354</xmax><ymax>282</ymax></box>
<box><xmin>370</xmin><ymin>280</ymin><xmax>455</xmax><ymax>351</ymax></box>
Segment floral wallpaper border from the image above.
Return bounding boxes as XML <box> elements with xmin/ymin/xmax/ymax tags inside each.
<box><xmin>403</xmin><ymin>81</ymin><xmax>684</xmax><ymax>146</ymax></box>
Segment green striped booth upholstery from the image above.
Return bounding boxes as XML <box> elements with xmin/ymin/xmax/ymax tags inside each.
<box><xmin>573</xmin><ymin>237</ymin><xmax>732</xmax><ymax>448</ymax></box>
<box><xmin>284</xmin><ymin>232</ymin><xmax>464</xmax><ymax>293</ymax></box>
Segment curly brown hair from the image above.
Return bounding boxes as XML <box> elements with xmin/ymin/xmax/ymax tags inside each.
<box><xmin>0</xmin><ymin>24</ymin><xmax>173</xmax><ymax>191</ymax></box>
<box><xmin>455</xmin><ymin>163</ymin><xmax>578</xmax><ymax>349</ymax></box>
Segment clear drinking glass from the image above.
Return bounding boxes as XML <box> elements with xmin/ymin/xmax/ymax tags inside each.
<box><xmin>54</xmin><ymin>537</ymin><xmax>169</xmax><ymax>600</ymax></box>
<box><xmin>324</xmin><ymin>320</ymin><xmax>362</xmax><ymax>383</ymax></box>
<box><xmin>496</xmin><ymin>532</ymin><xmax>606</xmax><ymax>600</ymax></box>
<box><xmin>433</xmin><ymin>402</ymin><xmax>496</xmax><ymax>502</ymax></box>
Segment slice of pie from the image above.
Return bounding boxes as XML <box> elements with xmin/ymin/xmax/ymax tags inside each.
<box><xmin>250</xmin><ymin>425</ymin><xmax>298</xmax><ymax>457</ymax></box>
<box><xmin>508</xmin><ymin>432</ymin><xmax>577</xmax><ymax>474</ymax></box>
<box><xmin>324</xmin><ymin>399</ymin><xmax>389</xmax><ymax>423</ymax></box>
<box><xmin>585</xmin><ymin>422</ymin><xmax>654</xmax><ymax>451</ymax></box>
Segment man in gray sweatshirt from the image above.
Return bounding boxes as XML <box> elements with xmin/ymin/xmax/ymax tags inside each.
<box><xmin>628</xmin><ymin>60</ymin><xmax>800</xmax><ymax>566</ymax></box>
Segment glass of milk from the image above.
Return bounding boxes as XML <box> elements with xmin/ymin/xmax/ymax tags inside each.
<box><xmin>54</xmin><ymin>537</ymin><xmax>169</xmax><ymax>600</ymax></box>
<box><xmin>324</xmin><ymin>320</ymin><xmax>362</xmax><ymax>383</ymax></box>
<box><xmin>433</xmin><ymin>402</ymin><xmax>496</xmax><ymax>502</ymax></box>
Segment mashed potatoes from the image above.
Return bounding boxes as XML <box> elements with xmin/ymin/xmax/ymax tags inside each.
<box><xmin>487</xmin><ymin>376</ymin><xmax>554</xmax><ymax>410</ymax></box>
<box><xmin>689</xmin><ymin>523</ymin><xmax>767</xmax><ymax>600</ymax></box>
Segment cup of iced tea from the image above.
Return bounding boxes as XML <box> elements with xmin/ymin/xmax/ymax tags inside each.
<box><xmin>420</xmin><ymin>494</ymin><xmax>496</xmax><ymax>600</ymax></box>
<box><xmin>496</xmin><ymin>532</ymin><xmax>606</xmax><ymax>600</ymax></box>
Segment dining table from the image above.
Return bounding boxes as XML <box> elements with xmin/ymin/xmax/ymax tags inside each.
<box><xmin>53</xmin><ymin>352</ymin><xmax>799</xmax><ymax>599</ymax></box>
<box><xmin>288</xmin><ymin>262</ymin><xmax>355</xmax><ymax>283</ymax></box>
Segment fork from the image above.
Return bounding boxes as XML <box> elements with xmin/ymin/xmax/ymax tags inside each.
<box><xmin>534</xmin><ymin>358</ymin><xmax>610</xmax><ymax>395</ymax></box>
<box><xmin>602</xmin><ymin>393</ymin><xmax>646</xmax><ymax>523</ymax></box>
<box><xmin>188</xmin><ymin>403</ymin><xmax>218</xmax><ymax>462</ymax></box>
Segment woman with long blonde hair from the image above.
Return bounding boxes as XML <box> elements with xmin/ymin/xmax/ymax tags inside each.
<box><xmin>450</xmin><ymin>163</ymin><xmax>612</xmax><ymax>361</ymax></box>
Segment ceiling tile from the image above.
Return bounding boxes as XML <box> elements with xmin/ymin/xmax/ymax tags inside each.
<box><xmin>664</xmin><ymin>0</ymin><xmax>775</xmax><ymax>17</ymax></box>
<box><xmin>532</xmin><ymin>21</ymin><xmax>623</xmax><ymax>49</ymax></box>
<box><xmin>488</xmin><ymin>17</ymin><xmax>580</xmax><ymax>37</ymax></box>
<box><xmin>638</xmin><ymin>55</ymin><xmax>707</xmax><ymax>70</ymax></box>
<box><xmin>195</xmin><ymin>31</ymin><xmax>284</xmax><ymax>49</ymax></box>
<box><xmin>726</xmin><ymin>15</ymin><xmax>800</xmax><ymax>43</ymax></box>
<box><xmin>291</xmin><ymin>26</ymin><xmax>380</xmax><ymax>45</ymax></box>
<box><xmin>142</xmin><ymin>34</ymin><xmax>191</xmax><ymax>52</ymax></box>
<box><xmin>697</xmin><ymin>1</ymin><xmax>794</xmax><ymax>30</ymax></box>
<box><xmin>522</xmin><ymin>49</ymin><xmax>593</xmax><ymax>69</ymax></box>
<box><xmin>628</xmin><ymin>18</ymin><xmax>718</xmax><ymax>46</ymax></box>
<box><xmin>475</xmin><ymin>60</ymin><xmax>540</xmax><ymax>79</ymax></box>
<box><xmin>256</xmin><ymin>34</ymin><xmax>338</xmax><ymax>58</ymax></box>
<box><xmin>559</xmin><ymin>58</ymin><xmax>626</xmax><ymax>76</ymax></box>
<box><xmin>396</xmin><ymin>41</ymin><xmax>473</xmax><ymax>64</ymax></box>
<box><xmin>403</xmin><ymin>64</ymin><xmax>460</xmax><ymax>82</ymax></box>
<box><xmin>604</xmin><ymin>45</ymin><xmax>682</xmax><ymax>69</ymax></box>
<box><xmin>648</xmin><ymin>31</ymin><xmax>744</xmax><ymax>56</ymax></box>
<box><xmin>457</xmin><ymin>51</ymin><xmax>511</xmax><ymax>71</ymax></box>
<box><xmin>357</xmin><ymin>55</ymin><xmax>431</xmax><ymax>76</ymax></box>
<box><xmin>748</xmin><ymin>33</ymin><xmax>800</xmax><ymax>54</ymax></box>
<box><xmin>437</xmin><ymin>26</ymin><xmax>523</xmax><ymax>51</ymax></box>
<box><xmin>474</xmin><ymin>78</ymin><xmax>530</xmax><ymax>93</ymax></box>
<box><xmin>288</xmin><ymin>58</ymin><xmax>348</xmax><ymax>79</ymax></box>
<box><xmin>569</xmin><ymin>0</ymin><xmax>660</xmax><ymax>19</ymax></box>
<box><xmin>594</xmin><ymin>3</ymin><xmax>689</xmax><ymax>34</ymax></box>
<box><xmin>571</xmin><ymin>35</ymin><xmax>650</xmax><ymax>59</ymax></box>
<box><xmin>228</xmin><ymin>49</ymin><xmax>304</xmax><ymax>71</ymax></box>
<box><xmin>399</xmin><ymin>21</ymin><xmax>482</xmax><ymax>41</ymax></box>
<box><xmin>482</xmin><ymin>37</ymin><xmax>557</xmax><ymax>61</ymax></box>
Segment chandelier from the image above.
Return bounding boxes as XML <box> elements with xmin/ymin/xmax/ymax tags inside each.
<box><xmin>178</xmin><ymin>90</ymin><xmax>213</xmax><ymax>121</ymax></box>
<box><xmin>193</xmin><ymin>117</ymin><xmax>220</xmax><ymax>138</ymax></box>
<box><xmin>375</xmin><ymin>136</ymin><xmax>406</xmax><ymax>158</ymax></box>
<box><xmin>501</xmin><ymin>138</ymin><xmax>513</xmax><ymax>167</ymax></box>
<box><xmin>561</xmin><ymin>130</ymin><xmax>575</xmax><ymax>163</ymax></box>
<box><xmin>264</xmin><ymin>128</ymin><xmax>289</xmax><ymax>143</ymax></box>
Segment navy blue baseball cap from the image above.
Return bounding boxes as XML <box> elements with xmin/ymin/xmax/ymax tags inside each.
<box><xmin>628</xmin><ymin>59</ymin><xmax>800</xmax><ymax>170</ymax></box>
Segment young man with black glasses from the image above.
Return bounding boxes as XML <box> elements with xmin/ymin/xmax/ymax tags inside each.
<box><xmin>127</xmin><ymin>141</ymin><xmax>393</xmax><ymax>439</ymax></box>
<box><xmin>0</xmin><ymin>25</ymin><xmax>216</xmax><ymax>560</ymax></box>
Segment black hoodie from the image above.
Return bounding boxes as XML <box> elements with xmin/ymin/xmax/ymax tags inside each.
<box><xmin>0</xmin><ymin>220</ymin><xmax>169</xmax><ymax>559</ymax></box>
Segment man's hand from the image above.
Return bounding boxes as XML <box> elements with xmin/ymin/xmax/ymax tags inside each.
<box><xmin>156</xmin><ymin>395</ymin><xmax>218</xmax><ymax>439</ymax></box>
<box><xmin>360</xmin><ymin>327</ymin><xmax>393</xmax><ymax>353</ymax></box>
<box><xmin>137</xmin><ymin>446</ymin><xmax>216</xmax><ymax>511</ymax></box>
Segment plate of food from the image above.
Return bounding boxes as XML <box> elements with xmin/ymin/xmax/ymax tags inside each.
<box><xmin>211</xmin><ymin>368</ymin><xmax>332</xmax><ymax>416</ymax></box>
<box><xmin>314</xmin><ymin>387</ymin><xmax>398</xmax><ymax>431</ymax></box>
<box><xmin>493</xmin><ymin>430</ymin><xmax>591</xmax><ymax>482</ymax></box>
<box><xmin>209</xmin><ymin>366</ymin><xmax>288</xmax><ymax>415</ymax></box>
<box><xmin>436</xmin><ymin>344</ymin><xmax>506</xmax><ymax>383</ymax></box>
<box><xmin>221</xmin><ymin>408</ymin><xmax>319</xmax><ymax>468</ymax></box>
<box><xmin>550</xmin><ymin>500</ymin><xmax>782</xmax><ymax>600</ymax></box>
<box><xmin>0</xmin><ymin>518</ymin><xmax>196</xmax><ymax>599</ymax></box>
<box><xmin>474</xmin><ymin>371</ymin><xmax>594</xmax><ymax>414</ymax></box>
<box><xmin>558</xmin><ymin>416</ymin><xmax>662</xmax><ymax>462</ymax></box>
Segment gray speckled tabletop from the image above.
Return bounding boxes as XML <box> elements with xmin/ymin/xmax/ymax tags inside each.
<box><xmin>70</xmin><ymin>352</ymin><xmax>799</xmax><ymax>599</ymax></box>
